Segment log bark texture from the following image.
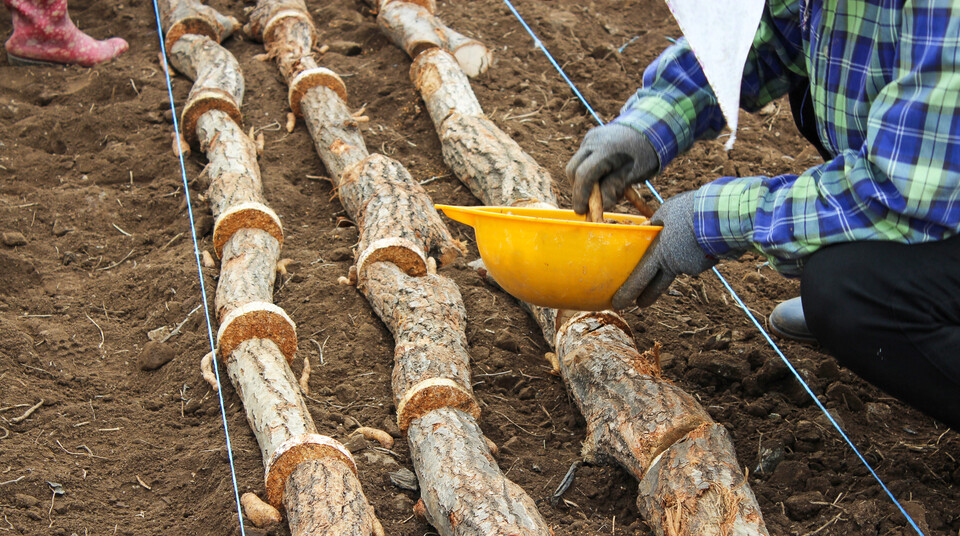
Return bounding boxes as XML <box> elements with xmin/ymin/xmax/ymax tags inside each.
<box><xmin>411</xmin><ymin>49</ymin><xmax>557</xmax><ymax>207</ymax></box>
<box><xmin>196</xmin><ymin>111</ymin><xmax>262</xmax><ymax>219</ymax></box>
<box><xmin>164</xmin><ymin>10</ymin><xmax>378</xmax><ymax>533</ymax></box>
<box><xmin>361</xmin><ymin>262</ymin><xmax>478</xmax><ymax>420</ymax></box>
<box><xmin>251</xmin><ymin>1</ymin><xmax>550</xmax><ymax>532</ymax></box>
<box><xmin>157</xmin><ymin>0</ymin><xmax>240</xmax><ymax>49</ymax></box>
<box><xmin>408</xmin><ymin>407</ymin><xmax>549</xmax><ymax>536</ymax></box>
<box><xmin>365</xmin><ymin>0</ymin><xmax>490</xmax><ymax>77</ymax></box>
<box><xmin>556</xmin><ymin>315</ymin><xmax>768</xmax><ymax>535</ymax></box>
<box><xmin>284</xmin><ymin>458</ymin><xmax>380</xmax><ymax>536</ymax></box>
<box><xmin>216</xmin><ymin>228</ymin><xmax>279</xmax><ymax>321</ymax></box>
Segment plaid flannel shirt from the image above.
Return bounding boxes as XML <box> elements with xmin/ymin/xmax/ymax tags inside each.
<box><xmin>614</xmin><ymin>0</ymin><xmax>960</xmax><ymax>275</ymax></box>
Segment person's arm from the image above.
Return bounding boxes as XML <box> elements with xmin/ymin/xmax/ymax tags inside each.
<box><xmin>694</xmin><ymin>3</ymin><xmax>960</xmax><ymax>276</ymax></box>
<box><xmin>615</xmin><ymin>0</ymin><xmax>807</xmax><ymax>167</ymax></box>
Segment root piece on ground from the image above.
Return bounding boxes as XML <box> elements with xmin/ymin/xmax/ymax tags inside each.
<box><xmin>408</xmin><ymin>407</ymin><xmax>550</xmax><ymax>535</ymax></box>
<box><xmin>241</xmin><ymin>492</ymin><xmax>282</xmax><ymax>529</ymax></box>
<box><xmin>212</xmin><ymin>202</ymin><xmax>284</xmax><ymax>259</ymax></box>
<box><xmin>217</xmin><ymin>301</ymin><xmax>297</xmax><ymax>363</ymax></box>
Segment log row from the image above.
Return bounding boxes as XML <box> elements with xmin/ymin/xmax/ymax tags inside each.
<box><xmin>245</xmin><ymin>1</ymin><xmax>551</xmax><ymax>534</ymax></box>
<box><xmin>157</xmin><ymin>2</ymin><xmax>380</xmax><ymax>534</ymax></box>
<box><xmin>377</xmin><ymin>11</ymin><xmax>770</xmax><ymax>535</ymax></box>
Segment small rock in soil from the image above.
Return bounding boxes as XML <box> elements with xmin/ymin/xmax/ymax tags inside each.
<box><xmin>328</xmin><ymin>40</ymin><xmax>362</xmax><ymax>56</ymax></box>
<box><xmin>815</xmin><ymin>359</ymin><xmax>841</xmax><ymax>380</ymax></box>
<box><xmin>329</xmin><ymin>246</ymin><xmax>352</xmax><ymax>261</ymax></box>
<box><xmin>754</xmin><ymin>443</ymin><xmax>784</xmax><ymax>475</ymax></box>
<box><xmin>380</xmin><ymin>416</ymin><xmax>401</xmax><ymax>438</ymax></box>
<box><xmin>769</xmin><ymin>460</ymin><xmax>810</xmax><ymax>488</ymax></box>
<box><xmin>194</xmin><ymin>214</ymin><xmax>214</xmax><ymax>237</ymax></box>
<box><xmin>784</xmin><ymin>490</ymin><xmax>824</xmax><ymax>520</ymax></box>
<box><xmin>1</xmin><ymin>231</ymin><xmax>26</xmax><ymax>247</ymax></box>
<box><xmin>493</xmin><ymin>330</ymin><xmax>520</xmax><ymax>353</ymax></box>
<box><xmin>389</xmin><ymin>467</ymin><xmax>419</xmax><ymax>491</ymax></box>
<box><xmin>390</xmin><ymin>493</ymin><xmax>415</xmax><ymax>513</ymax></box>
<box><xmin>335</xmin><ymin>383</ymin><xmax>357</xmax><ymax>404</ymax></box>
<box><xmin>52</xmin><ymin>220</ymin><xmax>72</xmax><ymax>236</ymax></box>
<box><xmin>688</xmin><ymin>352</ymin><xmax>749</xmax><ymax>381</ymax></box>
<box><xmin>13</xmin><ymin>494</ymin><xmax>40</xmax><ymax>509</ymax></box>
<box><xmin>137</xmin><ymin>341</ymin><xmax>176</xmax><ymax>371</ymax></box>
<box><xmin>826</xmin><ymin>381</ymin><xmax>864</xmax><ymax>411</ymax></box>
<box><xmin>344</xmin><ymin>434</ymin><xmax>369</xmax><ymax>454</ymax></box>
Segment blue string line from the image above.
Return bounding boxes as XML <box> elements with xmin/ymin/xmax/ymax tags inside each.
<box><xmin>149</xmin><ymin>3</ymin><xmax>247</xmax><ymax>534</ymax></box>
<box><xmin>499</xmin><ymin>1</ymin><xmax>925</xmax><ymax>534</ymax></box>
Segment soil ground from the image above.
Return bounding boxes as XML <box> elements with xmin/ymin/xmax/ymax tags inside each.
<box><xmin>1</xmin><ymin>0</ymin><xmax>958</xmax><ymax>534</ymax></box>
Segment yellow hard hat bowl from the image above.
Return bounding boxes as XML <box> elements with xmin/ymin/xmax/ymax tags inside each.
<box><xmin>436</xmin><ymin>205</ymin><xmax>662</xmax><ymax>311</ymax></box>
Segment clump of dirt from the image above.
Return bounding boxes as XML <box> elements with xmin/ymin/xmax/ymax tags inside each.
<box><xmin>0</xmin><ymin>0</ymin><xmax>957</xmax><ymax>535</ymax></box>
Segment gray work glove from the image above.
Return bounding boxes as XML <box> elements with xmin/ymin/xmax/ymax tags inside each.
<box><xmin>566</xmin><ymin>123</ymin><xmax>659</xmax><ymax>215</ymax></box>
<box><xmin>612</xmin><ymin>191</ymin><xmax>718</xmax><ymax>309</ymax></box>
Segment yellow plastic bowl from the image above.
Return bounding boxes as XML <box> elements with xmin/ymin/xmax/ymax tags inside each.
<box><xmin>436</xmin><ymin>205</ymin><xmax>662</xmax><ymax>311</ymax></box>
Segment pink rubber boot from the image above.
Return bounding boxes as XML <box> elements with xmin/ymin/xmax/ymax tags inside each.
<box><xmin>3</xmin><ymin>0</ymin><xmax>128</xmax><ymax>66</ymax></box>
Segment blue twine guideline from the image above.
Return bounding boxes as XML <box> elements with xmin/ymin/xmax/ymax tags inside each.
<box><xmin>149</xmin><ymin>2</ymin><xmax>247</xmax><ymax>534</ymax></box>
<box><xmin>499</xmin><ymin>0</ymin><xmax>926</xmax><ymax>533</ymax></box>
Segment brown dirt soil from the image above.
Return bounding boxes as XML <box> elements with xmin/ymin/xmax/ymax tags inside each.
<box><xmin>1</xmin><ymin>0</ymin><xmax>958</xmax><ymax>535</ymax></box>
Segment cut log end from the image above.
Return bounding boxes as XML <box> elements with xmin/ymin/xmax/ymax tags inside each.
<box><xmin>165</xmin><ymin>17</ymin><xmax>220</xmax><ymax>53</ymax></box>
<box><xmin>356</xmin><ymin>237</ymin><xmax>427</xmax><ymax>280</ymax></box>
<box><xmin>396</xmin><ymin>378</ymin><xmax>480</xmax><ymax>432</ymax></box>
<box><xmin>212</xmin><ymin>202</ymin><xmax>284</xmax><ymax>259</ymax></box>
<box><xmin>555</xmin><ymin>311</ymin><xmax>632</xmax><ymax>348</ymax></box>
<box><xmin>217</xmin><ymin>301</ymin><xmax>298</xmax><ymax>364</ymax></box>
<box><xmin>289</xmin><ymin>67</ymin><xmax>348</xmax><ymax>117</ymax></box>
<box><xmin>181</xmin><ymin>88</ymin><xmax>243</xmax><ymax>147</ymax></box>
<box><xmin>265</xmin><ymin>433</ymin><xmax>357</xmax><ymax>509</ymax></box>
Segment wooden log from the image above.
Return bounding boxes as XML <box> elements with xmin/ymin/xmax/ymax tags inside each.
<box><xmin>216</xmin><ymin>228</ymin><xmax>280</xmax><ymax>321</ymax></box>
<box><xmin>253</xmin><ymin>2</ymin><xmax>549</xmax><ymax>532</ymax></box>
<box><xmin>284</xmin><ymin>458</ymin><xmax>380</xmax><ymax>536</ymax></box>
<box><xmin>411</xmin><ymin>49</ymin><xmax>557</xmax><ymax>207</ymax></box>
<box><xmin>164</xmin><ymin>11</ymin><xmax>379</xmax><ymax>533</ymax></box>
<box><xmin>157</xmin><ymin>0</ymin><xmax>240</xmax><ymax>51</ymax></box>
<box><xmin>301</xmin><ymin>87</ymin><xmax>463</xmax><ymax>267</ymax></box>
<box><xmin>360</xmin><ymin>261</ymin><xmax>480</xmax><ymax>429</ymax></box>
<box><xmin>397</xmin><ymin>26</ymin><xmax>769</xmax><ymax>536</ymax></box>
<box><xmin>639</xmin><ymin>423</ymin><xmax>766</xmax><ymax>536</ymax></box>
<box><xmin>364</xmin><ymin>0</ymin><xmax>437</xmax><ymax>15</ymax></box>
<box><xmin>367</xmin><ymin>0</ymin><xmax>490</xmax><ymax>77</ymax></box>
<box><xmin>556</xmin><ymin>313</ymin><xmax>768</xmax><ymax>535</ymax></box>
<box><xmin>408</xmin><ymin>407</ymin><xmax>550</xmax><ymax>536</ymax></box>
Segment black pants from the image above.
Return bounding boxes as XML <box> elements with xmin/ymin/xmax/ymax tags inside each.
<box><xmin>801</xmin><ymin>236</ymin><xmax>960</xmax><ymax>430</ymax></box>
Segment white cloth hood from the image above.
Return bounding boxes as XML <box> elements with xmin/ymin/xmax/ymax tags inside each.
<box><xmin>664</xmin><ymin>0</ymin><xmax>766</xmax><ymax>149</ymax></box>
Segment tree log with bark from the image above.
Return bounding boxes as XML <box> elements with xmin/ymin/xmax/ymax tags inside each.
<box><xmin>361</xmin><ymin>0</ymin><xmax>491</xmax><ymax>77</ymax></box>
<box><xmin>378</xmin><ymin>18</ymin><xmax>770</xmax><ymax>535</ymax></box>
<box><xmin>246</xmin><ymin>1</ymin><xmax>551</xmax><ymax>535</ymax></box>
<box><xmin>157</xmin><ymin>2</ymin><xmax>379</xmax><ymax>534</ymax></box>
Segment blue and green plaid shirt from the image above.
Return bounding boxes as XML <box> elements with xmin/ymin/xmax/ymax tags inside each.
<box><xmin>614</xmin><ymin>0</ymin><xmax>960</xmax><ymax>275</ymax></box>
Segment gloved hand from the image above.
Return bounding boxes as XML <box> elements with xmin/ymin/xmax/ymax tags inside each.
<box><xmin>612</xmin><ymin>191</ymin><xmax>718</xmax><ymax>309</ymax></box>
<box><xmin>566</xmin><ymin>123</ymin><xmax>659</xmax><ymax>215</ymax></box>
